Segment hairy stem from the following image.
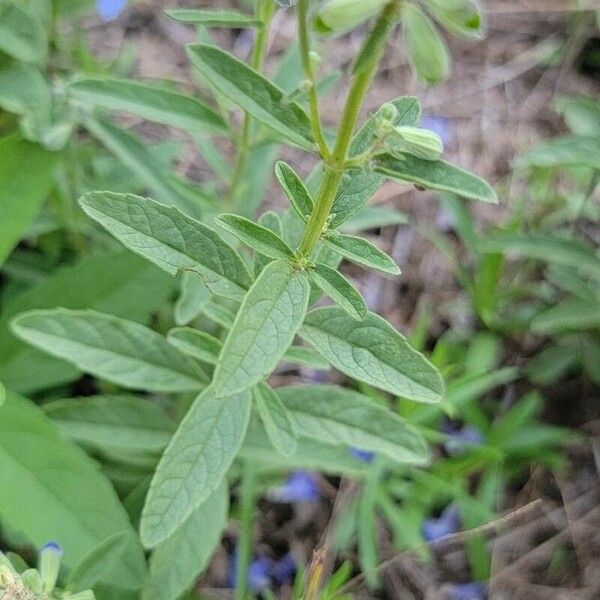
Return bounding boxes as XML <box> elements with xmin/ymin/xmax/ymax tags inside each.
<box><xmin>228</xmin><ymin>0</ymin><xmax>275</xmax><ymax>207</ymax></box>
<box><xmin>298</xmin><ymin>1</ymin><xmax>402</xmax><ymax>256</ymax></box>
<box><xmin>234</xmin><ymin>462</ymin><xmax>258</xmax><ymax>600</ymax></box>
<box><xmin>298</xmin><ymin>0</ymin><xmax>330</xmax><ymax>160</ymax></box>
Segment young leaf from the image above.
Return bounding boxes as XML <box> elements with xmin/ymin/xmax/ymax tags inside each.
<box><xmin>254</xmin><ymin>382</ymin><xmax>298</xmax><ymax>457</ymax></box>
<box><xmin>275</xmin><ymin>161</ymin><xmax>314</xmax><ymax>221</ymax></box>
<box><xmin>79</xmin><ymin>192</ymin><xmax>252</xmax><ymax>300</ymax></box>
<box><xmin>374</xmin><ymin>154</ymin><xmax>497</xmax><ymax>203</ymax></box>
<box><xmin>323</xmin><ymin>232</ymin><xmax>401</xmax><ymax>275</ymax></box>
<box><xmin>186</xmin><ymin>44</ymin><xmax>314</xmax><ymax>149</ymax></box>
<box><xmin>44</xmin><ymin>396</ymin><xmax>176</xmax><ymax>455</ymax></box>
<box><xmin>427</xmin><ymin>0</ymin><xmax>486</xmax><ymax>40</ymax></box>
<box><xmin>330</xmin><ymin>97</ymin><xmax>422</xmax><ymax>227</ymax></box>
<box><xmin>167</xmin><ymin>327</ymin><xmax>222</xmax><ymax>365</ymax></box>
<box><xmin>0</xmin><ymin>391</ymin><xmax>146</xmax><ymax>593</ymax></box>
<box><xmin>531</xmin><ymin>299</ymin><xmax>600</xmax><ymax>334</ymax></box>
<box><xmin>165</xmin><ymin>8</ymin><xmax>262</xmax><ymax>28</ymax></box>
<box><xmin>215</xmin><ymin>213</ymin><xmax>295</xmax><ymax>261</ymax></box>
<box><xmin>279</xmin><ymin>385</ymin><xmax>429</xmax><ymax>465</ymax></box>
<box><xmin>174</xmin><ymin>273</ymin><xmax>210</xmax><ymax>326</ymax></box>
<box><xmin>255</xmin><ymin>211</ymin><xmax>284</xmax><ymax>275</ymax></box>
<box><xmin>0</xmin><ymin>134</ymin><xmax>57</xmax><ymax>266</ymax></box>
<box><xmin>143</xmin><ymin>483</ymin><xmax>228</xmax><ymax>600</ymax></box>
<box><xmin>0</xmin><ymin>1</ymin><xmax>47</xmax><ymax>63</ymax></box>
<box><xmin>213</xmin><ymin>260</ymin><xmax>310</xmax><ymax>396</ymax></box>
<box><xmin>12</xmin><ymin>309</ymin><xmax>206</xmax><ymax>392</ymax></box>
<box><xmin>403</xmin><ymin>2</ymin><xmax>451</xmax><ymax>85</ymax></box>
<box><xmin>69</xmin><ymin>78</ymin><xmax>227</xmax><ymax>134</ymax></box>
<box><xmin>0</xmin><ymin>251</ymin><xmax>174</xmax><ymax>394</ymax></box>
<box><xmin>300</xmin><ymin>308</ymin><xmax>444</xmax><ymax>403</ymax></box>
<box><xmin>310</xmin><ymin>263</ymin><xmax>368</xmax><ymax>320</ymax></box>
<box><xmin>141</xmin><ymin>387</ymin><xmax>251</xmax><ymax>548</ymax></box>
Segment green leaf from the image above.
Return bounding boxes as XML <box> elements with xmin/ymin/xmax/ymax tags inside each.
<box><xmin>202</xmin><ymin>301</ymin><xmax>236</xmax><ymax>328</ymax></box>
<box><xmin>143</xmin><ymin>483</ymin><xmax>228</xmax><ymax>600</ymax></box>
<box><xmin>279</xmin><ymin>385</ymin><xmax>429</xmax><ymax>464</ymax></box>
<box><xmin>427</xmin><ymin>0</ymin><xmax>485</xmax><ymax>40</ymax></box>
<box><xmin>310</xmin><ymin>263</ymin><xmax>367</xmax><ymax>320</ymax></box>
<box><xmin>165</xmin><ymin>8</ymin><xmax>262</xmax><ymax>27</ymax></box>
<box><xmin>375</xmin><ymin>153</ymin><xmax>497</xmax><ymax>203</ymax></box>
<box><xmin>213</xmin><ymin>261</ymin><xmax>310</xmax><ymax>396</ymax></box>
<box><xmin>254</xmin><ymin>382</ymin><xmax>298</xmax><ymax>457</ymax></box>
<box><xmin>0</xmin><ymin>63</ymin><xmax>51</xmax><ymax>116</ymax></box>
<box><xmin>323</xmin><ymin>231</ymin><xmax>401</xmax><ymax>275</ymax></box>
<box><xmin>403</xmin><ymin>2</ymin><xmax>450</xmax><ymax>85</ymax></box>
<box><xmin>215</xmin><ymin>213</ymin><xmax>295</xmax><ymax>261</ymax></box>
<box><xmin>330</xmin><ymin>97</ymin><xmax>422</xmax><ymax>227</ymax></box>
<box><xmin>43</xmin><ymin>396</ymin><xmax>176</xmax><ymax>455</ymax></box>
<box><xmin>66</xmin><ymin>531</ymin><xmax>129</xmax><ymax>592</ymax></box>
<box><xmin>11</xmin><ymin>309</ymin><xmax>206</xmax><ymax>392</ymax></box>
<box><xmin>70</xmin><ymin>78</ymin><xmax>227</xmax><ymax>134</ymax></box>
<box><xmin>0</xmin><ymin>134</ymin><xmax>57</xmax><ymax>266</ymax></box>
<box><xmin>141</xmin><ymin>387</ymin><xmax>251</xmax><ymax>548</ymax></box>
<box><xmin>0</xmin><ymin>251</ymin><xmax>175</xmax><ymax>394</ymax></box>
<box><xmin>516</xmin><ymin>135</ymin><xmax>600</xmax><ymax>170</ymax></box>
<box><xmin>479</xmin><ymin>232</ymin><xmax>600</xmax><ymax>280</ymax></box>
<box><xmin>174</xmin><ymin>273</ymin><xmax>210</xmax><ymax>326</ymax></box>
<box><xmin>186</xmin><ymin>44</ymin><xmax>314</xmax><ymax>149</ymax></box>
<box><xmin>341</xmin><ymin>206</ymin><xmax>409</xmax><ymax>232</ymax></box>
<box><xmin>240</xmin><ymin>420</ymin><xmax>369</xmax><ymax>476</ymax></box>
<box><xmin>79</xmin><ymin>192</ymin><xmax>252</xmax><ymax>300</ymax></box>
<box><xmin>167</xmin><ymin>327</ymin><xmax>222</xmax><ymax>365</ymax></box>
<box><xmin>282</xmin><ymin>346</ymin><xmax>331</xmax><ymax>370</ymax></box>
<box><xmin>0</xmin><ymin>1</ymin><xmax>47</xmax><ymax>63</ymax></box>
<box><xmin>0</xmin><ymin>391</ymin><xmax>146</xmax><ymax>596</ymax></box>
<box><xmin>300</xmin><ymin>308</ymin><xmax>444</xmax><ymax>403</ymax></box>
<box><xmin>531</xmin><ymin>299</ymin><xmax>600</xmax><ymax>334</ymax></box>
<box><xmin>275</xmin><ymin>161</ymin><xmax>314</xmax><ymax>221</ymax></box>
<box><xmin>81</xmin><ymin>118</ymin><xmax>203</xmax><ymax>216</ymax></box>
<box><xmin>254</xmin><ymin>211</ymin><xmax>284</xmax><ymax>275</ymax></box>
<box><xmin>557</xmin><ymin>95</ymin><xmax>600</xmax><ymax>137</ymax></box>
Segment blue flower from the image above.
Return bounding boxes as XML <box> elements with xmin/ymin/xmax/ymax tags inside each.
<box><xmin>248</xmin><ymin>557</ymin><xmax>272</xmax><ymax>593</ymax></box>
<box><xmin>268</xmin><ymin>471</ymin><xmax>320</xmax><ymax>503</ymax></box>
<box><xmin>442</xmin><ymin>423</ymin><xmax>484</xmax><ymax>456</ymax></box>
<box><xmin>421</xmin><ymin>115</ymin><xmax>452</xmax><ymax>145</ymax></box>
<box><xmin>422</xmin><ymin>504</ymin><xmax>461</xmax><ymax>542</ymax></box>
<box><xmin>271</xmin><ymin>552</ymin><xmax>296</xmax><ymax>586</ymax></box>
<box><xmin>448</xmin><ymin>582</ymin><xmax>487</xmax><ymax>600</ymax></box>
<box><xmin>349</xmin><ymin>448</ymin><xmax>376</xmax><ymax>463</ymax></box>
<box><xmin>96</xmin><ymin>0</ymin><xmax>127</xmax><ymax>22</ymax></box>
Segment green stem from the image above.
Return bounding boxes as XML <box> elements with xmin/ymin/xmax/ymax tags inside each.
<box><xmin>297</xmin><ymin>1</ymin><xmax>401</xmax><ymax>256</ymax></box>
<box><xmin>228</xmin><ymin>0</ymin><xmax>275</xmax><ymax>206</ymax></box>
<box><xmin>234</xmin><ymin>462</ymin><xmax>257</xmax><ymax>600</ymax></box>
<box><xmin>298</xmin><ymin>0</ymin><xmax>330</xmax><ymax>160</ymax></box>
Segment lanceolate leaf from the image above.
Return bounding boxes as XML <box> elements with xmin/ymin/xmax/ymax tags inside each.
<box><xmin>282</xmin><ymin>346</ymin><xmax>331</xmax><ymax>370</ymax></box>
<box><xmin>300</xmin><ymin>308</ymin><xmax>444</xmax><ymax>403</ymax></box>
<box><xmin>44</xmin><ymin>396</ymin><xmax>176</xmax><ymax>454</ymax></box>
<box><xmin>330</xmin><ymin>97</ymin><xmax>422</xmax><ymax>227</ymax></box>
<box><xmin>186</xmin><ymin>44</ymin><xmax>314</xmax><ymax>149</ymax></box>
<box><xmin>275</xmin><ymin>161</ymin><xmax>314</xmax><ymax>221</ymax></box>
<box><xmin>143</xmin><ymin>483</ymin><xmax>228</xmax><ymax>600</ymax></box>
<box><xmin>374</xmin><ymin>153</ymin><xmax>497</xmax><ymax>203</ymax></box>
<box><xmin>531</xmin><ymin>299</ymin><xmax>600</xmax><ymax>334</ymax></box>
<box><xmin>165</xmin><ymin>8</ymin><xmax>263</xmax><ymax>28</ymax></box>
<box><xmin>141</xmin><ymin>387</ymin><xmax>251</xmax><ymax>548</ymax></box>
<box><xmin>279</xmin><ymin>385</ymin><xmax>429</xmax><ymax>465</ymax></box>
<box><xmin>254</xmin><ymin>382</ymin><xmax>298</xmax><ymax>457</ymax></box>
<box><xmin>215</xmin><ymin>213</ymin><xmax>295</xmax><ymax>260</ymax></box>
<box><xmin>341</xmin><ymin>206</ymin><xmax>409</xmax><ymax>233</ymax></box>
<box><xmin>310</xmin><ymin>263</ymin><xmax>367</xmax><ymax>320</ymax></box>
<box><xmin>323</xmin><ymin>232</ymin><xmax>401</xmax><ymax>275</ymax></box>
<box><xmin>79</xmin><ymin>192</ymin><xmax>252</xmax><ymax>300</ymax></box>
<box><xmin>0</xmin><ymin>1</ymin><xmax>47</xmax><ymax>63</ymax></box>
<box><xmin>213</xmin><ymin>261</ymin><xmax>310</xmax><ymax>397</ymax></box>
<box><xmin>0</xmin><ymin>391</ymin><xmax>146</xmax><ymax>595</ymax></box>
<box><xmin>12</xmin><ymin>309</ymin><xmax>206</xmax><ymax>392</ymax></box>
<box><xmin>174</xmin><ymin>273</ymin><xmax>210</xmax><ymax>326</ymax></box>
<box><xmin>70</xmin><ymin>78</ymin><xmax>227</xmax><ymax>134</ymax></box>
<box><xmin>255</xmin><ymin>211</ymin><xmax>284</xmax><ymax>275</ymax></box>
<box><xmin>167</xmin><ymin>327</ymin><xmax>222</xmax><ymax>365</ymax></box>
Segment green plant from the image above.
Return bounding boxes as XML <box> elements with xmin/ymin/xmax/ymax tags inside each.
<box><xmin>1</xmin><ymin>1</ymin><xmax>499</xmax><ymax>599</ymax></box>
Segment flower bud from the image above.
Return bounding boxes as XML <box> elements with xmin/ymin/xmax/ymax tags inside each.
<box><xmin>39</xmin><ymin>542</ymin><xmax>62</xmax><ymax>592</ymax></box>
<box><xmin>395</xmin><ymin>126</ymin><xmax>444</xmax><ymax>160</ymax></box>
<box><xmin>315</xmin><ymin>0</ymin><xmax>389</xmax><ymax>35</ymax></box>
<box><xmin>377</xmin><ymin>103</ymin><xmax>398</xmax><ymax>123</ymax></box>
<box><xmin>308</xmin><ymin>50</ymin><xmax>321</xmax><ymax>66</ymax></box>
